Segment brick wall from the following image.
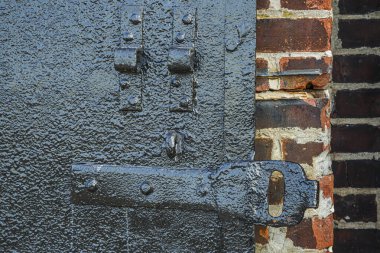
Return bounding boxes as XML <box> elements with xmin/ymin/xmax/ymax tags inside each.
<box><xmin>332</xmin><ymin>0</ymin><xmax>380</xmax><ymax>252</ymax></box>
<box><xmin>254</xmin><ymin>0</ymin><xmax>334</xmax><ymax>252</ymax></box>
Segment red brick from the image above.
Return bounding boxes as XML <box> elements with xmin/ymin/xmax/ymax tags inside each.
<box><xmin>256</xmin><ymin>78</ymin><xmax>270</xmax><ymax>92</ymax></box>
<box><xmin>256</xmin><ymin>58</ymin><xmax>269</xmax><ymax>73</ymax></box>
<box><xmin>256</xmin><ymin>75</ymin><xmax>330</xmax><ymax>91</ymax></box>
<box><xmin>281</xmin><ymin>139</ymin><xmax>324</xmax><ymax>166</ymax></box>
<box><xmin>281</xmin><ymin>0</ymin><xmax>332</xmax><ymax>10</ymax></box>
<box><xmin>319</xmin><ymin>174</ymin><xmax>334</xmax><ymax>199</ymax></box>
<box><xmin>286</xmin><ymin>215</ymin><xmax>333</xmax><ymax>249</ymax></box>
<box><xmin>257</xmin><ymin>19</ymin><xmax>332</xmax><ymax>52</ymax></box>
<box><xmin>279</xmin><ymin>57</ymin><xmax>332</xmax><ymax>73</ymax></box>
<box><xmin>312</xmin><ymin>215</ymin><xmax>334</xmax><ymax>249</ymax></box>
<box><xmin>256</xmin><ymin>98</ymin><xmax>330</xmax><ymax>130</ymax></box>
<box><xmin>287</xmin><ymin>219</ymin><xmax>316</xmax><ymax>248</ymax></box>
<box><xmin>279</xmin><ymin>74</ymin><xmax>331</xmax><ymax>90</ymax></box>
<box><xmin>256</xmin><ymin>57</ymin><xmax>332</xmax><ymax>91</ymax></box>
<box><xmin>257</xmin><ymin>0</ymin><xmax>270</xmax><ymax>9</ymax></box>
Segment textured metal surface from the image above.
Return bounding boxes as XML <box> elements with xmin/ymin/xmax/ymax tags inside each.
<box><xmin>0</xmin><ymin>0</ymin><xmax>258</xmax><ymax>252</ymax></box>
<box><xmin>72</xmin><ymin>161</ymin><xmax>318</xmax><ymax>226</ymax></box>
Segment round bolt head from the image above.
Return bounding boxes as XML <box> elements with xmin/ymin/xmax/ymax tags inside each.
<box><xmin>84</xmin><ymin>178</ymin><xmax>97</xmax><ymax>192</ymax></box>
<box><xmin>182</xmin><ymin>14</ymin><xmax>193</xmax><ymax>24</ymax></box>
<box><xmin>130</xmin><ymin>13</ymin><xmax>142</xmax><ymax>25</ymax></box>
<box><xmin>120</xmin><ymin>81</ymin><xmax>129</xmax><ymax>91</ymax></box>
<box><xmin>179</xmin><ymin>97</ymin><xmax>190</xmax><ymax>108</ymax></box>
<box><xmin>171</xmin><ymin>77</ymin><xmax>181</xmax><ymax>87</ymax></box>
<box><xmin>140</xmin><ymin>181</ymin><xmax>153</xmax><ymax>195</ymax></box>
<box><xmin>175</xmin><ymin>32</ymin><xmax>186</xmax><ymax>43</ymax></box>
<box><xmin>123</xmin><ymin>31</ymin><xmax>134</xmax><ymax>42</ymax></box>
<box><xmin>128</xmin><ymin>95</ymin><xmax>140</xmax><ymax>106</ymax></box>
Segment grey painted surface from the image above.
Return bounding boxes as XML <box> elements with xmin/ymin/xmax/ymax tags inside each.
<box><xmin>0</xmin><ymin>0</ymin><xmax>257</xmax><ymax>252</ymax></box>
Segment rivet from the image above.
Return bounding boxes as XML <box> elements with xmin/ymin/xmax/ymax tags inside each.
<box><xmin>123</xmin><ymin>31</ymin><xmax>134</xmax><ymax>42</ymax></box>
<box><xmin>130</xmin><ymin>13</ymin><xmax>142</xmax><ymax>25</ymax></box>
<box><xmin>179</xmin><ymin>97</ymin><xmax>190</xmax><ymax>108</ymax></box>
<box><xmin>128</xmin><ymin>95</ymin><xmax>140</xmax><ymax>106</ymax></box>
<box><xmin>120</xmin><ymin>81</ymin><xmax>129</xmax><ymax>91</ymax></box>
<box><xmin>175</xmin><ymin>32</ymin><xmax>186</xmax><ymax>43</ymax></box>
<box><xmin>83</xmin><ymin>178</ymin><xmax>97</xmax><ymax>192</ymax></box>
<box><xmin>171</xmin><ymin>77</ymin><xmax>181</xmax><ymax>87</ymax></box>
<box><xmin>140</xmin><ymin>181</ymin><xmax>153</xmax><ymax>195</ymax></box>
<box><xmin>182</xmin><ymin>14</ymin><xmax>193</xmax><ymax>24</ymax></box>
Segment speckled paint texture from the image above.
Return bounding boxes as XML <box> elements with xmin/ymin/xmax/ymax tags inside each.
<box><xmin>0</xmin><ymin>0</ymin><xmax>258</xmax><ymax>252</ymax></box>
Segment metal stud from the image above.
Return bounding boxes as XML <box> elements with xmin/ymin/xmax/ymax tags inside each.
<box><xmin>123</xmin><ymin>31</ymin><xmax>134</xmax><ymax>42</ymax></box>
<box><xmin>182</xmin><ymin>14</ymin><xmax>193</xmax><ymax>24</ymax></box>
<box><xmin>130</xmin><ymin>13</ymin><xmax>142</xmax><ymax>25</ymax></box>
<box><xmin>171</xmin><ymin>77</ymin><xmax>181</xmax><ymax>87</ymax></box>
<box><xmin>140</xmin><ymin>181</ymin><xmax>153</xmax><ymax>195</ymax></box>
<box><xmin>175</xmin><ymin>32</ymin><xmax>186</xmax><ymax>43</ymax></box>
<box><xmin>179</xmin><ymin>97</ymin><xmax>190</xmax><ymax>108</ymax></box>
<box><xmin>127</xmin><ymin>95</ymin><xmax>140</xmax><ymax>106</ymax></box>
<box><xmin>83</xmin><ymin>178</ymin><xmax>97</xmax><ymax>192</ymax></box>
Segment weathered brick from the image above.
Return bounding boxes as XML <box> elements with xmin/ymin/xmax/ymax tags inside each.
<box><xmin>312</xmin><ymin>215</ymin><xmax>334</xmax><ymax>249</ymax></box>
<box><xmin>334</xmin><ymin>194</ymin><xmax>377</xmax><ymax>222</ymax></box>
<box><xmin>280</xmin><ymin>57</ymin><xmax>332</xmax><ymax>73</ymax></box>
<box><xmin>339</xmin><ymin>19</ymin><xmax>380</xmax><ymax>48</ymax></box>
<box><xmin>339</xmin><ymin>0</ymin><xmax>380</xmax><ymax>14</ymax></box>
<box><xmin>333</xmin><ymin>89</ymin><xmax>380</xmax><ymax>118</ymax></box>
<box><xmin>331</xmin><ymin>125</ymin><xmax>380</xmax><ymax>152</ymax></box>
<box><xmin>255</xmin><ymin>225</ymin><xmax>269</xmax><ymax>245</ymax></box>
<box><xmin>279</xmin><ymin>74</ymin><xmax>331</xmax><ymax>90</ymax></box>
<box><xmin>286</xmin><ymin>215</ymin><xmax>333</xmax><ymax>249</ymax></box>
<box><xmin>287</xmin><ymin>219</ymin><xmax>316</xmax><ymax>248</ymax></box>
<box><xmin>256</xmin><ymin>77</ymin><xmax>270</xmax><ymax>92</ymax></box>
<box><xmin>256</xmin><ymin>98</ymin><xmax>330</xmax><ymax>129</ymax></box>
<box><xmin>319</xmin><ymin>174</ymin><xmax>334</xmax><ymax>199</ymax></box>
<box><xmin>256</xmin><ymin>58</ymin><xmax>268</xmax><ymax>74</ymax></box>
<box><xmin>281</xmin><ymin>139</ymin><xmax>324</xmax><ymax>166</ymax></box>
<box><xmin>256</xmin><ymin>76</ymin><xmax>330</xmax><ymax>91</ymax></box>
<box><xmin>257</xmin><ymin>0</ymin><xmax>270</xmax><ymax>9</ymax></box>
<box><xmin>333</xmin><ymin>55</ymin><xmax>380</xmax><ymax>83</ymax></box>
<box><xmin>281</xmin><ymin>0</ymin><xmax>332</xmax><ymax>10</ymax></box>
<box><xmin>334</xmin><ymin>229</ymin><xmax>380</xmax><ymax>253</ymax></box>
<box><xmin>255</xmin><ymin>138</ymin><xmax>273</xmax><ymax>160</ymax></box>
<box><xmin>333</xmin><ymin>160</ymin><xmax>380</xmax><ymax>188</ymax></box>
<box><xmin>278</xmin><ymin>57</ymin><xmax>332</xmax><ymax>89</ymax></box>
<box><xmin>257</xmin><ymin>19</ymin><xmax>332</xmax><ymax>52</ymax></box>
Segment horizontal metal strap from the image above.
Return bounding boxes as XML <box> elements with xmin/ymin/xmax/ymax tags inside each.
<box><xmin>71</xmin><ymin>161</ymin><xmax>318</xmax><ymax>226</ymax></box>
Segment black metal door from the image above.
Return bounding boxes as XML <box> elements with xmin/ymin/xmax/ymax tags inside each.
<box><xmin>0</xmin><ymin>1</ymin><xmax>317</xmax><ymax>252</ymax></box>
<box><xmin>0</xmin><ymin>0</ymin><xmax>255</xmax><ymax>251</ymax></box>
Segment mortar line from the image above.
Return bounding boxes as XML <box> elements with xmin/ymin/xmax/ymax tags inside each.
<box><xmin>331</xmin><ymin>118</ymin><xmax>380</xmax><ymax>126</ymax></box>
<box><xmin>335</xmin><ymin>14</ymin><xmax>380</xmax><ymax>20</ymax></box>
<box><xmin>333</xmin><ymin>48</ymin><xmax>380</xmax><ymax>55</ymax></box>
<box><xmin>332</xmin><ymin>82</ymin><xmax>380</xmax><ymax>90</ymax></box>
<box><xmin>257</xmin><ymin>9</ymin><xmax>332</xmax><ymax>19</ymax></box>
<box><xmin>334</xmin><ymin>188</ymin><xmax>380</xmax><ymax>195</ymax></box>
<box><xmin>332</xmin><ymin>152</ymin><xmax>380</xmax><ymax>161</ymax></box>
